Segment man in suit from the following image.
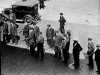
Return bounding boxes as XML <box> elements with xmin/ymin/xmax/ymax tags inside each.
<box><xmin>54</xmin><ymin>31</ymin><xmax>65</xmax><ymax>59</ymax></box>
<box><xmin>0</xmin><ymin>18</ymin><xmax>4</xmax><ymax>42</ymax></box>
<box><xmin>23</xmin><ymin>22</ymin><xmax>30</xmax><ymax>39</ymax></box>
<box><xmin>37</xmin><ymin>32</ymin><xmax>44</xmax><ymax>60</ymax></box>
<box><xmin>87</xmin><ymin>38</ymin><xmax>95</xmax><ymax>69</ymax></box>
<box><xmin>29</xmin><ymin>28</ymin><xmax>36</xmax><ymax>56</ymax></box>
<box><xmin>33</xmin><ymin>24</ymin><xmax>40</xmax><ymax>40</ymax></box>
<box><xmin>3</xmin><ymin>19</ymin><xmax>9</xmax><ymax>43</ymax></box>
<box><xmin>46</xmin><ymin>24</ymin><xmax>55</xmax><ymax>48</ymax></box>
<box><xmin>73</xmin><ymin>39</ymin><xmax>82</xmax><ymax>69</ymax></box>
<box><xmin>62</xmin><ymin>33</ymin><xmax>71</xmax><ymax>66</ymax></box>
<box><xmin>95</xmin><ymin>44</ymin><xmax>100</xmax><ymax>74</ymax></box>
<box><xmin>58</xmin><ymin>13</ymin><xmax>66</xmax><ymax>34</ymax></box>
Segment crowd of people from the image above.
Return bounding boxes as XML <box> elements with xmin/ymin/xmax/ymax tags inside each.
<box><xmin>0</xmin><ymin>11</ymin><xmax>100</xmax><ymax>74</ymax></box>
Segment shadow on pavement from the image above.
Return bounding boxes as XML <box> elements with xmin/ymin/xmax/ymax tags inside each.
<box><xmin>1</xmin><ymin>41</ymin><xmax>97</xmax><ymax>75</ymax></box>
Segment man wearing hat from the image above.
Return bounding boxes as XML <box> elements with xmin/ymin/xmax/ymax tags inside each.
<box><xmin>46</xmin><ymin>24</ymin><xmax>55</xmax><ymax>48</ymax></box>
<box><xmin>9</xmin><ymin>10</ymin><xmax>16</xmax><ymax>23</ymax></box>
<box><xmin>58</xmin><ymin>12</ymin><xmax>66</xmax><ymax>34</ymax></box>
<box><xmin>62</xmin><ymin>32</ymin><xmax>71</xmax><ymax>66</ymax></box>
<box><xmin>0</xmin><ymin>17</ymin><xmax>4</xmax><ymax>42</ymax></box>
<box><xmin>3</xmin><ymin>19</ymin><xmax>9</xmax><ymax>43</ymax></box>
<box><xmin>87</xmin><ymin>38</ymin><xmax>95</xmax><ymax>69</ymax></box>
<box><xmin>23</xmin><ymin>21</ymin><xmax>33</xmax><ymax>47</ymax></box>
<box><xmin>54</xmin><ymin>30</ymin><xmax>65</xmax><ymax>59</ymax></box>
<box><xmin>37</xmin><ymin>32</ymin><xmax>44</xmax><ymax>60</ymax></box>
<box><xmin>23</xmin><ymin>22</ymin><xmax>30</xmax><ymax>39</ymax></box>
<box><xmin>95</xmin><ymin>44</ymin><xmax>100</xmax><ymax>74</ymax></box>
<box><xmin>29</xmin><ymin>28</ymin><xmax>37</xmax><ymax>56</ymax></box>
<box><xmin>73</xmin><ymin>39</ymin><xmax>82</xmax><ymax>69</ymax></box>
<box><xmin>39</xmin><ymin>0</ymin><xmax>45</xmax><ymax>9</ymax></box>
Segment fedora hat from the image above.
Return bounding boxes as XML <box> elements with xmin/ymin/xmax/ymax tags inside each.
<box><xmin>60</xmin><ymin>12</ymin><xmax>63</xmax><ymax>15</ymax></box>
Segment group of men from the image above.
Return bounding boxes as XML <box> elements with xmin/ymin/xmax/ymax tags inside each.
<box><xmin>45</xmin><ymin>12</ymin><xmax>100</xmax><ymax>73</ymax></box>
<box><xmin>45</xmin><ymin>22</ymin><xmax>83</xmax><ymax>69</ymax></box>
<box><xmin>87</xmin><ymin>38</ymin><xmax>100</xmax><ymax>74</ymax></box>
<box><xmin>59</xmin><ymin>12</ymin><xmax>66</xmax><ymax>34</ymax></box>
<box><xmin>22</xmin><ymin>12</ymin><xmax>83</xmax><ymax>69</ymax></box>
<box><xmin>0</xmin><ymin>10</ymin><xmax>19</xmax><ymax>45</ymax></box>
<box><xmin>0</xmin><ymin>11</ymin><xmax>100</xmax><ymax>74</ymax></box>
<box><xmin>23</xmin><ymin>19</ymin><xmax>44</xmax><ymax>60</ymax></box>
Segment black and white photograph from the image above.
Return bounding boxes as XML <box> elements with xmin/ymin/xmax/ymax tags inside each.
<box><xmin>0</xmin><ymin>0</ymin><xmax>100</xmax><ymax>75</ymax></box>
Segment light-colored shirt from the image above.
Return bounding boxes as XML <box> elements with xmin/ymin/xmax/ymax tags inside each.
<box><xmin>88</xmin><ymin>41</ymin><xmax>95</xmax><ymax>51</ymax></box>
<box><xmin>37</xmin><ymin>34</ymin><xmax>44</xmax><ymax>43</ymax></box>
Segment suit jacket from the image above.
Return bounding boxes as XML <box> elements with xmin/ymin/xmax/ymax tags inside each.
<box><xmin>73</xmin><ymin>42</ymin><xmax>82</xmax><ymax>54</ymax></box>
<box><xmin>88</xmin><ymin>41</ymin><xmax>95</xmax><ymax>52</ymax></box>
<box><xmin>10</xmin><ymin>23</ymin><xmax>17</xmax><ymax>36</ymax></box>
<box><xmin>37</xmin><ymin>34</ymin><xmax>44</xmax><ymax>44</ymax></box>
<box><xmin>29</xmin><ymin>30</ymin><xmax>36</xmax><ymax>45</ymax></box>
<box><xmin>23</xmin><ymin>25</ymin><xmax>30</xmax><ymax>32</ymax></box>
<box><xmin>0</xmin><ymin>21</ymin><xmax>4</xmax><ymax>27</ymax></box>
<box><xmin>59</xmin><ymin>16</ymin><xmax>66</xmax><ymax>26</ymax></box>
<box><xmin>34</xmin><ymin>26</ymin><xmax>40</xmax><ymax>39</ymax></box>
<box><xmin>63</xmin><ymin>40</ymin><xmax>70</xmax><ymax>52</ymax></box>
<box><xmin>3</xmin><ymin>22</ymin><xmax>9</xmax><ymax>34</ymax></box>
<box><xmin>46</xmin><ymin>27</ymin><xmax>54</xmax><ymax>39</ymax></box>
<box><xmin>54</xmin><ymin>34</ymin><xmax>64</xmax><ymax>47</ymax></box>
<box><xmin>87</xmin><ymin>41</ymin><xmax>95</xmax><ymax>55</ymax></box>
<box><xmin>95</xmin><ymin>49</ymin><xmax>100</xmax><ymax>61</ymax></box>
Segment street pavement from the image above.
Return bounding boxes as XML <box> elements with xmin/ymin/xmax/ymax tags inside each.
<box><xmin>1</xmin><ymin>43</ymin><xmax>98</xmax><ymax>75</ymax></box>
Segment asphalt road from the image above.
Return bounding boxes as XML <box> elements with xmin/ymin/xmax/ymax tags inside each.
<box><xmin>1</xmin><ymin>43</ymin><xmax>98</xmax><ymax>75</ymax></box>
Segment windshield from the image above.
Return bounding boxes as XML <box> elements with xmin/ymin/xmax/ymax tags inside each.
<box><xmin>14</xmin><ymin>6</ymin><xmax>32</xmax><ymax>12</ymax></box>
